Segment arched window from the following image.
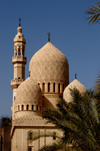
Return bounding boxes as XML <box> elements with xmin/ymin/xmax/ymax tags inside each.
<box><xmin>43</xmin><ymin>83</ymin><xmax>45</xmax><ymax>92</ymax></box>
<box><xmin>29</xmin><ymin>132</ymin><xmax>33</xmax><ymax>140</ymax></box>
<box><xmin>48</xmin><ymin>83</ymin><xmax>50</xmax><ymax>92</ymax></box>
<box><xmin>58</xmin><ymin>83</ymin><xmax>60</xmax><ymax>93</ymax></box>
<box><xmin>36</xmin><ymin>105</ymin><xmax>38</xmax><ymax>110</ymax></box>
<box><xmin>32</xmin><ymin>105</ymin><xmax>34</xmax><ymax>110</ymax></box>
<box><xmin>15</xmin><ymin>50</ymin><xmax>17</xmax><ymax>56</ymax></box>
<box><xmin>29</xmin><ymin>71</ymin><xmax>31</xmax><ymax>77</ymax></box>
<box><xmin>14</xmin><ymin>96</ymin><xmax>16</xmax><ymax>100</ymax></box>
<box><xmin>18</xmin><ymin>105</ymin><xmax>20</xmax><ymax>111</ymax></box>
<box><xmin>18</xmin><ymin>49</ymin><xmax>21</xmax><ymax>56</ymax></box>
<box><xmin>27</xmin><ymin>105</ymin><xmax>29</xmax><ymax>110</ymax></box>
<box><xmin>53</xmin><ymin>132</ymin><xmax>56</xmax><ymax>140</ymax></box>
<box><xmin>53</xmin><ymin>83</ymin><xmax>55</xmax><ymax>92</ymax></box>
<box><xmin>38</xmin><ymin>83</ymin><xmax>40</xmax><ymax>86</ymax></box>
<box><xmin>22</xmin><ymin>105</ymin><xmax>24</xmax><ymax>110</ymax></box>
<box><xmin>28</xmin><ymin>147</ymin><xmax>32</xmax><ymax>151</ymax></box>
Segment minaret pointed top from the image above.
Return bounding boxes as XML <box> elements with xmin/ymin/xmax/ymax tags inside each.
<box><xmin>17</xmin><ymin>18</ymin><xmax>22</xmax><ymax>33</ymax></box>
<box><xmin>19</xmin><ymin>18</ymin><xmax>21</xmax><ymax>27</ymax></box>
<box><xmin>47</xmin><ymin>32</ymin><xmax>51</xmax><ymax>42</ymax></box>
<box><xmin>75</xmin><ymin>73</ymin><xmax>77</xmax><ymax>79</ymax></box>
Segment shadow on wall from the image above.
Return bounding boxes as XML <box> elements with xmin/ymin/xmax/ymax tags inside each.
<box><xmin>42</xmin><ymin>96</ymin><xmax>56</xmax><ymax>109</ymax></box>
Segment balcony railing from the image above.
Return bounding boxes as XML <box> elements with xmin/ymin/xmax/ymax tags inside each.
<box><xmin>12</xmin><ymin>56</ymin><xmax>27</xmax><ymax>63</ymax></box>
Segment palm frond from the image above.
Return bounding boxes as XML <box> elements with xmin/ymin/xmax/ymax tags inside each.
<box><xmin>38</xmin><ymin>141</ymin><xmax>62</xmax><ymax>151</ymax></box>
<box><xmin>29</xmin><ymin>84</ymin><xmax>100</xmax><ymax>150</ymax></box>
<box><xmin>94</xmin><ymin>73</ymin><xmax>100</xmax><ymax>99</ymax></box>
<box><xmin>30</xmin><ymin>131</ymin><xmax>61</xmax><ymax>141</ymax></box>
<box><xmin>85</xmin><ymin>2</ymin><xmax>100</xmax><ymax>24</ymax></box>
<box><xmin>39</xmin><ymin>141</ymin><xmax>79</xmax><ymax>151</ymax></box>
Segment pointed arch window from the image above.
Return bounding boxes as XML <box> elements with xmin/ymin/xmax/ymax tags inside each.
<box><xmin>22</xmin><ymin>105</ymin><xmax>24</xmax><ymax>110</ymax></box>
<box><xmin>58</xmin><ymin>83</ymin><xmax>60</xmax><ymax>93</ymax></box>
<box><xmin>36</xmin><ymin>105</ymin><xmax>38</xmax><ymax>110</ymax></box>
<box><xmin>53</xmin><ymin>83</ymin><xmax>55</xmax><ymax>92</ymax></box>
<box><xmin>43</xmin><ymin>83</ymin><xmax>45</xmax><ymax>92</ymax></box>
<box><xmin>29</xmin><ymin>132</ymin><xmax>33</xmax><ymax>140</ymax></box>
<box><xmin>28</xmin><ymin>147</ymin><xmax>32</xmax><ymax>151</ymax></box>
<box><xmin>15</xmin><ymin>49</ymin><xmax>17</xmax><ymax>56</ymax></box>
<box><xmin>32</xmin><ymin>105</ymin><xmax>34</xmax><ymax>110</ymax></box>
<box><xmin>53</xmin><ymin>132</ymin><xmax>56</xmax><ymax>140</ymax></box>
<box><xmin>28</xmin><ymin>131</ymin><xmax>34</xmax><ymax>151</ymax></box>
<box><xmin>18</xmin><ymin>105</ymin><xmax>20</xmax><ymax>111</ymax></box>
<box><xmin>18</xmin><ymin>49</ymin><xmax>21</xmax><ymax>56</ymax></box>
<box><xmin>27</xmin><ymin>105</ymin><xmax>29</xmax><ymax>110</ymax></box>
<box><xmin>48</xmin><ymin>82</ymin><xmax>50</xmax><ymax>92</ymax></box>
<box><xmin>22</xmin><ymin>49</ymin><xmax>24</xmax><ymax>56</ymax></box>
<box><xmin>14</xmin><ymin>96</ymin><xmax>16</xmax><ymax>100</ymax></box>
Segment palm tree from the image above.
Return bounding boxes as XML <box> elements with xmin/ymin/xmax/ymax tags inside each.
<box><xmin>94</xmin><ymin>73</ymin><xmax>100</xmax><ymax>100</ymax></box>
<box><xmin>31</xmin><ymin>94</ymin><xmax>78</xmax><ymax>151</ymax></box>
<box><xmin>30</xmin><ymin>88</ymin><xmax>100</xmax><ymax>151</ymax></box>
<box><xmin>85</xmin><ymin>1</ymin><xmax>100</xmax><ymax>24</ymax></box>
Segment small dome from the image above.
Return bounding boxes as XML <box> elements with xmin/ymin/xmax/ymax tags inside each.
<box><xmin>14</xmin><ymin>26</ymin><xmax>26</xmax><ymax>43</ymax></box>
<box><xmin>63</xmin><ymin>79</ymin><xmax>87</xmax><ymax>102</ymax></box>
<box><xmin>29</xmin><ymin>42</ymin><xmax>69</xmax><ymax>83</ymax></box>
<box><xmin>15</xmin><ymin>77</ymin><xmax>42</xmax><ymax>105</ymax></box>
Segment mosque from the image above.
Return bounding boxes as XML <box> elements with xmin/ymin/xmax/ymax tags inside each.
<box><xmin>9</xmin><ymin>24</ymin><xmax>86</xmax><ymax>151</ymax></box>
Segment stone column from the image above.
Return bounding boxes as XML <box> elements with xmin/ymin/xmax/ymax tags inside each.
<box><xmin>20</xmin><ymin>47</ymin><xmax>22</xmax><ymax>56</ymax></box>
<box><xmin>17</xmin><ymin>46</ymin><xmax>19</xmax><ymax>56</ymax></box>
<box><xmin>29</xmin><ymin>105</ymin><xmax>31</xmax><ymax>110</ymax></box>
<box><xmin>34</xmin><ymin>105</ymin><xmax>37</xmax><ymax>111</ymax></box>
<box><xmin>55</xmin><ymin>83</ymin><xmax>58</xmax><ymax>93</ymax></box>
<box><xmin>60</xmin><ymin>84</ymin><xmax>63</xmax><ymax>93</ymax></box>
<box><xmin>50</xmin><ymin>83</ymin><xmax>53</xmax><ymax>93</ymax></box>
<box><xmin>45</xmin><ymin>83</ymin><xmax>48</xmax><ymax>93</ymax></box>
<box><xmin>24</xmin><ymin>105</ymin><xmax>27</xmax><ymax>110</ymax></box>
<box><xmin>40</xmin><ymin>83</ymin><xmax>42</xmax><ymax>90</ymax></box>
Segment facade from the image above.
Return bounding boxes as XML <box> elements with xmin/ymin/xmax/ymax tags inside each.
<box><xmin>10</xmin><ymin>25</ymin><xmax>86</xmax><ymax>151</ymax></box>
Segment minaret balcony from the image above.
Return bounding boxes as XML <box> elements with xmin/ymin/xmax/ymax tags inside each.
<box><xmin>12</xmin><ymin>56</ymin><xmax>27</xmax><ymax>64</ymax></box>
<box><xmin>11</xmin><ymin>79</ymin><xmax>24</xmax><ymax>89</ymax></box>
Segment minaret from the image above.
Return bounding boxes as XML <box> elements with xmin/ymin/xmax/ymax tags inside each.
<box><xmin>11</xmin><ymin>20</ymin><xmax>27</xmax><ymax>118</ymax></box>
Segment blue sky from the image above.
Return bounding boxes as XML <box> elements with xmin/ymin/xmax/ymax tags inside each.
<box><xmin>0</xmin><ymin>0</ymin><xmax>100</xmax><ymax>117</ymax></box>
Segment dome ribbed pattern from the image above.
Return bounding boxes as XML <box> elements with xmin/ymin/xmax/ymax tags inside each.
<box><xmin>63</xmin><ymin>79</ymin><xmax>87</xmax><ymax>102</ymax></box>
<box><xmin>15</xmin><ymin>77</ymin><xmax>42</xmax><ymax>105</ymax></box>
<box><xmin>29</xmin><ymin>42</ymin><xmax>69</xmax><ymax>83</ymax></box>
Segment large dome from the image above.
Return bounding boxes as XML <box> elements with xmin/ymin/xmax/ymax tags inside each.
<box><xmin>15</xmin><ymin>77</ymin><xmax>42</xmax><ymax>106</ymax></box>
<box><xmin>14</xmin><ymin>77</ymin><xmax>42</xmax><ymax>118</ymax></box>
<box><xmin>63</xmin><ymin>79</ymin><xmax>87</xmax><ymax>102</ymax></box>
<box><xmin>29</xmin><ymin>42</ymin><xmax>69</xmax><ymax>83</ymax></box>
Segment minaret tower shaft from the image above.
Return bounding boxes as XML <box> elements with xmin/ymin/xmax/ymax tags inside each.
<box><xmin>11</xmin><ymin>23</ymin><xmax>27</xmax><ymax>118</ymax></box>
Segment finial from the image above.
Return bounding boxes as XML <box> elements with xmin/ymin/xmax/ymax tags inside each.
<box><xmin>47</xmin><ymin>32</ymin><xmax>51</xmax><ymax>42</ymax></box>
<box><xmin>19</xmin><ymin>18</ymin><xmax>21</xmax><ymax>27</ymax></box>
<box><xmin>75</xmin><ymin>73</ymin><xmax>77</xmax><ymax>79</ymax></box>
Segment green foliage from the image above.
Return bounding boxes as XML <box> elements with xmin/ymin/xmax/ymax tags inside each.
<box><xmin>85</xmin><ymin>2</ymin><xmax>100</xmax><ymax>24</ymax></box>
<box><xmin>94</xmin><ymin>73</ymin><xmax>100</xmax><ymax>100</ymax></box>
